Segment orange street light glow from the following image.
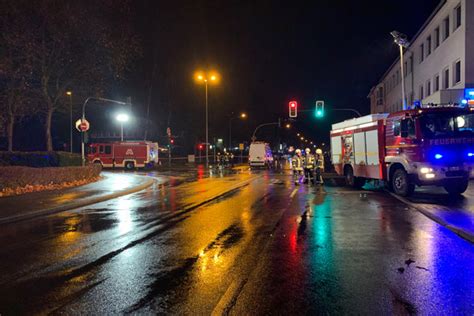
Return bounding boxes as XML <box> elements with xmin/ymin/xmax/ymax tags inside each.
<box><xmin>240</xmin><ymin>113</ymin><xmax>247</xmax><ymax>118</ymax></box>
<box><xmin>66</xmin><ymin>91</ymin><xmax>72</xmax><ymax>96</ymax></box>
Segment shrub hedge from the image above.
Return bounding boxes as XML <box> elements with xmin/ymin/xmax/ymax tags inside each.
<box><xmin>0</xmin><ymin>151</ymin><xmax>82</xmax><ymax>167</ymax></box>
<box><xmin>0</xmin><ymin>165</ymin><xmax>101</xmax><ymax>192</ymax></box>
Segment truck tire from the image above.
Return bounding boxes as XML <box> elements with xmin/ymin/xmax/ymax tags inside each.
<box><xmin>125</xmin><ymin>161</ymin><xmax>135</xmax><ymax>170</ymax></box>
<box><xmin>345</xmin><ymin>166</ymin><xmax>365</xmax><ymax>189</ymax></box>
<box><xmin>392</xmin><ymin>168</ymin><xmax>415</xmax><ymax>197</ymax></box>
<box><xmin>443</xmin><ymin>178</ymin><xmax>469</xmax><ymax>195</ymax></box>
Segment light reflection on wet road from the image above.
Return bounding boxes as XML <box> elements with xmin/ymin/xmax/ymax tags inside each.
<box><xmin>0</xmin><ymin>169</ymin><xmax>473</xmax><ymax>314</ymax></box>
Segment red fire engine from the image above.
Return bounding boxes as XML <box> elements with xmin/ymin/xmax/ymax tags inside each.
<box><xmin>330</xmin><ymin>106</ymin><xmax>474</xmax><ymax>196</ymax></box>
<box><xmin>87</xmin><ymin>141</ymin><xmax>159</xmax><ymax>169</ymax></box>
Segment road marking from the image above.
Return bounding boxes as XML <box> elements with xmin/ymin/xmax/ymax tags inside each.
<box><xmin>290</xmin><ymin>188</ymin><xmax>298</xmax><ymax>199</ymax></box>
<box><xmin>388</xmin><ymin>191</ymin><xmax>474</xmax><ymax>243</ymax></box>
<box><xmin>212</xmin><ymin>278</ymin><xmax>248</xmax><ymax>316</ymax></box>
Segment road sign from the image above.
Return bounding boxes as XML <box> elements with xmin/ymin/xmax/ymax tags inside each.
<box><xmin>239</xmin><ymin>143</ymin><xmax>244</xmax><ymax>150</ymax></box>
<box><xmin>75</xmin><ymin>118</ymin><xmax>90</xmax><ymax>132</ymax></box>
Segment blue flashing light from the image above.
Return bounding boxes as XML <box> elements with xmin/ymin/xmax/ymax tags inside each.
<box><xmin>464</xmin><ymin>88</ymin><xmax>474</xmax><ymax>99</ymax></box>
<box><xmin>434</xmin><ymin>153</ymin><xmax>443</xmax><ymax>159</ymax></box>
<box><xmin>462</xmin><ymin>99</ymin><xmax>468</xmax><ymax>105</ymax></box>
<box><xmin>468</xmin><ymin>152</ymin><xmax>474</xmax><ymax>157</ymax></box>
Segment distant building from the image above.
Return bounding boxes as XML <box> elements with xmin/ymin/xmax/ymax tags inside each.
<box><xmin>369</xmin><ymin>0</ymin><xmax>474</xmax><ymax>113</ymax></box>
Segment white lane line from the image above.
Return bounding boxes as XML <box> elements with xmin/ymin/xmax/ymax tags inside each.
<box><xmin>290</xmin><ymin>188</ymin><xmax>298</xmax><ymax>199</ymax></box>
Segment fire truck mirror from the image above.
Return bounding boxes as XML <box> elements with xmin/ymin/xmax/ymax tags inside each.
<box><xmin>400</xmin><ymin>119</ymin><xmax>409</xmax><ymax>138</ymax></box>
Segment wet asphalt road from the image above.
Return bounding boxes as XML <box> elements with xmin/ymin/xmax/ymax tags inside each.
<box><xmin>0</xmin><ymin>168</ymin><xmax>473</xmax><ymax>315</ymax></box>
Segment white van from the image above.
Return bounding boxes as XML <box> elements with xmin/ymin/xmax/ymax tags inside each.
<box><xmin>249</xmin><ymin>142</ymin><xmax>273</xmax><ymax>168</ymax></box>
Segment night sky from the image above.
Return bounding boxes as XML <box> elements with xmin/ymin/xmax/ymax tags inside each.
<box><xmin>117</xmin><ymin>0</ymin><xmax>441</xmax><ymax>149</ymax></box>
<box><xmin>4</xmin><ymin>0</ymin><xmax>443</xmax><ymax>151</ymax></box>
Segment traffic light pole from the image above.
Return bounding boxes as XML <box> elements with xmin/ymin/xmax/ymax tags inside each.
<box><xmin>298</xmin><ymin>108</ymin><xmax>362</xmax><ymax>117</ymax></box>
<box><xmin>251</xmin><ymin>119</ymin><xmax>282</xmax><ymax>141</ymax></box>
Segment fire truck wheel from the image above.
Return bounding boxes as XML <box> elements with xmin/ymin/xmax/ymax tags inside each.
<box><xmin>392</xmin><ymin>168</ymin><xmax>415</xmax><ymax>197</ymax></box>
<box><xmin>125</xmin><ymin>161</ymin><xmax>135</xmax><ymax>170</ymax></box>
<box><xmin>443</xmin><ymin>179</ymin><xmax>469</xmax><ymax>195</ymax></box>
<box><xmin>345</xmin><ymin>166</ymin><xmax>365</xmax><ymax>189</ymax></box>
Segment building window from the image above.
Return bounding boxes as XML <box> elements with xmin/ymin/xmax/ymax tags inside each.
<box><xmin>404</xmin><ymin>62</ymin><xmax>407</xmax><ymax>77</ymax></box>
<box><xmin>444</xmin><ymin>68</ymin><xmax>450</xmax><ymax>89</ymax></box>
<box><xmin>396</xmin><ymin>70</ymin><xmax>400</xmax><ymax>83</ymax></box>
<box><xmin>454</xmin><ymin>60</ymin><xmax>461</xmax><ymax>84</ymax></box>
<box><xmin>409</xmin><ymin>56</ymin><xmax>413</xmax><ymax>74</ymax></box>
<box><xmin>420</xmin><ymin>44</ymin><xmax>424</xmax><ymax>63</ymax></box>
<box><xmin>420</xmin><ymin>85</ymin><xmax>424</xmax><ymax>99</ymax></box>
<box><xmin>434</xmin><ymin>74</ymin><xmax>440</xmax><ymax>92</ymax></box>
<box><xmin>376</xmin><ymin>87</ymin><xmax>384</xmax><ymax>105</ymax></box>
<box><xmin>443</xmin><ymin>16</ymin><xmax>450</xmax><ymax>40</ymax></box>
<box><xmin>454</xmin><ymin>4</ymin><xmax>461</xmax><ymax>30</ymax></box>
<box><xmin>427</xmin><ymin>36</ymin><xmax>431</xmax><ymax>56</ymax></box>
<box><xmin>434</xmin><ymin>27</ymin><xmax>440</xmax><ymax>48</ymax></box>
<box><xmin>427</xmin><ymin>80</ymin><xmax>431</xmax><ymax>96</ymax></box>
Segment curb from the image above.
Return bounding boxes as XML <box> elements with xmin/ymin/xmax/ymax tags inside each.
<box><xmin>389</xmin><ymin>192</ymin><xmax>474</xmax><ymax>244</ymax></box>
<box><xmin>0</xmin><ymin>176</ymin><xmax>156</xmax><ymax>226</ymax></box>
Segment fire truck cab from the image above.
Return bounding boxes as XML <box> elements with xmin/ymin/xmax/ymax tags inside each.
<box><xmin>87</xmin><ymin>141</ymin><xmax>159</xmax><ymax>170</ymax></box>
<box><xmin>331</xmin><ymin>106</ymin><xmax>474</xmax><ymax>196</ymax></box>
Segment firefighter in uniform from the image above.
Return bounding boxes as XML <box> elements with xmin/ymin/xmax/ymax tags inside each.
<box><xmin>314</xmin><ymin>148</ymin><xmax>324</xmax><ymax>184</ymax></box>
<box><xmin>292</xmin><ymin>149</ymin><xmax>304</xmax><ymax>185</ymax></box>
<box><xmin>303</xmin><ymin>148</ymin><xmax>315</xmax><ymax>184</ymax></box>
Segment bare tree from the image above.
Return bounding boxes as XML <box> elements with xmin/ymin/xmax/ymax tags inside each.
<box><xmin>1</xmin><ymin>0</ymin><xmax>140</xmax><ymax>151</ymax></box>
<box><xmin>0</xmin><ymin>3</ymin><xmax>36</xmax><ymax>151</ymax></box>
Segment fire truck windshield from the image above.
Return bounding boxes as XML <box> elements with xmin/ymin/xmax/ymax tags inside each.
<box><xmin>419</xmin><ymin>113</ymin><xmax>474</xmax><ymax>138</ymax></box>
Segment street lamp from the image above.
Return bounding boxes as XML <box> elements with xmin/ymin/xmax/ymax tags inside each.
<box><xmin>229</xmin><ymin>112</ymin><xmax>247</xmax><ymax>150</ymax></box>
<box><xmin>194</xmin><ymin>70</ymin><xmax>220</xmax><ymax>168</ymax></box>
<box><xmin>66</xmin><ymin>91</ymin><xmax>73</xmax><ymax>153</ymax></box>
<box><xmin>81</xmin><ymin>97</ymin><xmax>129</xmax><ymax>166</ymax></box>
<box><xmin>116</xmin><ymin>113</ymin><xmax>129</xmax><ymax>141</ymax></box>
<box><xmin>391</xmin><ymin>30</ymin><xmax>410</xmax><ymax>110</ymax></box>
<box><xmin>285</xmin><ymin>123</ymin><xmax>291</xmax><ymax>129</ymax></box>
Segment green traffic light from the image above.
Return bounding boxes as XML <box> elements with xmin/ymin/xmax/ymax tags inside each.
<box><xmin>316</xmin><ymin>110</ymin><xmax>324</xmax><ymax>118</ymax></box>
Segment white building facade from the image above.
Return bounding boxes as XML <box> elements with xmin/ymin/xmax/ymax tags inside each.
<box><xmin>369</xmin><ymin>0</ymin><xmax>474</xmax><ymax>113</ymax></box>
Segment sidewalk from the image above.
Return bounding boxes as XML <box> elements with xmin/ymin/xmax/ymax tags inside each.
<box><xmin>390</xmin><ymin>184</ymin><xmax>474</xmax><ymax>243</ymax></box>
<box><xmin>0</xmin><ymin>172</ymin><xmax>157</xmax><ymax>225</ymax></box>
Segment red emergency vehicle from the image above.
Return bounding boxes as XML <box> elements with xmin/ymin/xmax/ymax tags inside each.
<box><xmin>87</xmin><ymin>141</ymin><xmax>159</xmax><ymax>169</ymax></box>
<box><xmin>330</xmin><ymin>106</ymin><xmax>474</xmax><ymax>196</ymax></box>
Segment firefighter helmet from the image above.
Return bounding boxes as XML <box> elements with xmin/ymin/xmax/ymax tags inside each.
<box><xmin>305</xmin><ymin>148</ymin><xmax>311</xmax><ymax>153</ymax></box>
<box><xmin>316</xmin><ymin>148</ymin><xmax>323</xmax><ymax>154</ymax></box>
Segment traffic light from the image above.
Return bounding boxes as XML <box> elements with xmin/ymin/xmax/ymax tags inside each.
<box><xmin>289</xmin><ymin>101</ymin><xmax>297</xmax><ymax>118</ymax></box>
<box><xmin>170</xmin><ymin>138</ymin><xmax>174</xmax><ymax>144</ymax></box>
<box><xmin>315</xmin><ymin>100</ymin><xmax>324</xmax><ymax>118</ymax></box>
<box><xmin>198</xmin><ymin>144</ymin><xmax>203</xmax><ymax>150</ymax></box>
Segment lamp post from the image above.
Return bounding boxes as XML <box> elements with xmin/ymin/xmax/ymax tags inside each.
<box><xmin>81</xmin><ymin>97</ymin><xmax>129</xmax><ymax>166</ymax></box>
<box><xmin>391</xmin><ymin>31</ymin><xmax>410</xmax><ymax>110</ymax></box>
<box><xmin>194</xmin><ymin>70</ymin><xmax>220</xmax><ymax>168</ymax></box>
<box><xmin>66</xmin><ymin>91</ymin><xmax>73</xmax><ymax>152</ymax></box>
<box><xmin>229</xmin><ymin>112</ymin><xmax>247</xmax><ymax>151</ymax></box>
<box><xmin>116</xmin><ymin>113</ymin><xmax>129</xmax><ymax>141</ymax></box>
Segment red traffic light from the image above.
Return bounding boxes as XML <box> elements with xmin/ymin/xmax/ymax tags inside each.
<box><xmin>170</xmin><ymin>139</ymin><xmax>174</xmax><ymax>144</ymax></box>
<box><xmin>198</xmin><ymin>144</ymin><xmax>203</xmax><ymax>150</ymax></box>
<box><xmin>289</xmin><ymin>101</ymin><xmax>297</xmax><ymax>118</ymax></box>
